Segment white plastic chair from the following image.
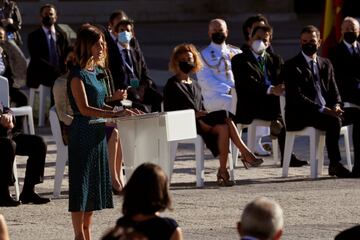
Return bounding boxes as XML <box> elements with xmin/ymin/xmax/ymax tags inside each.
<box><xmin>12</xmin><ymin>158</ymin><xmax>20</xmax><ymax>201</ymax></box>
<box><xmin>280</xmin><ymin>96</ymin><xmax>326</xmax><ymax>178</ymax></box>
<box><xmin>170</xmin><ymin>135</ymin><xmax>234</xmax><ymax>187</ymax></box>
<box><xmin>49</xmin><ymin>106</ymin><xmax>68</xmax><ymax>197</ymax></box>
<box><xmin>161</xmin><ymin>104</ymin><xmax>235</xmax><ymax>187</ymax></box>
<box><xmin>29</xmin><ymin>85</ymin><xmax>51</xmax><ymax>127</ymax></box>
<box><xmin>0</xmin><ymin>76</ymin><xmax>35</xmax><ymax>134</ymax></box>
<box><xmin>232</xmin><ymin>122</ymin><xmax>279</xmax><ymax>167</ymax></box>
<box><xmin>229</xmin><ymin>89</ymin><xmax>279</xmax><ymax>167</ymax></box>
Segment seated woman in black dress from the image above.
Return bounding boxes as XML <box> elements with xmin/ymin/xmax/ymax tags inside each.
<box><xmin>164</xmin><ymin>43</ymin><xmax>263</xmax><ymax>186</ymax></box>
<box><xmin>114</xmin><ymin>163</ymin><xmax>183</xmax><ymax>240</ymax></box>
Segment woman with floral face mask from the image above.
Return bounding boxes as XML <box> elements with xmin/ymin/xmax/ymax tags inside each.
<box><xmin>164</xmin><ymin>43</ymin><xmax>263</xmax><ymax>186</ymax></box>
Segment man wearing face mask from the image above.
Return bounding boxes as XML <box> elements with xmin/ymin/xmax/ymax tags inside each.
<box><xmin>107</xmin><ymin>19</ymin><xmax>162</xmax><ymax>112</ymax></box>
<box><xmin>196</xmin><ymin>18</ymin><xmax>241</xmax><ymax>114</ymax></box>
<box><xmin>26</xmin><ymin>4</ymin><xmax>69</xmax><ymax>102</ymax></box>
<box><xmin>232</xmin><ymin>24</ymin><xmax>307</xmax><ymax>167</ymax></box>
<box><xmin>329</xmin><ymin>17</ymin><xmax>360</xmax><ymax>108</ymax></box>
<box><xmin>283</xmin><ymin>25</ymin><xmax>360</xmax><ymax>177</ymax></box>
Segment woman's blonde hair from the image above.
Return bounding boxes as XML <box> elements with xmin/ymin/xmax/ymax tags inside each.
<box><xmin>74</xmin><ymin>24</ymin><xmax>107</xmax><ymax>69</ymax></box>
<box><xmin>168</xmin><ymin>43</ymin><xmax>203</xmax><ymax>74</ymax></box>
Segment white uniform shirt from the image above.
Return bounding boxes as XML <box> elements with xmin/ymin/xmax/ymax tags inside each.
<box><xmin>196</xmin><ymin>42</ymin><xmax>241</xmax><ymax>113</ymax></box>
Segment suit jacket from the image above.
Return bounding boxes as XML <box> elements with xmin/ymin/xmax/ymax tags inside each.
<box><xmin>26</xmin><ymin>25</ymin><xmax>68</xmax><ymax>88</ymax></box>
<box><xmin>106</xmin><ymin>34</ymin><xmax>154</xmax><ymax>91</ymax></box>
<box><xmin>231</xmin><ymin>47</ymin><xmax>283</xmax><ymax>124</ymax></box>
<box><xmin>283</xmin><ymin>52</ymin><xmax>342</xmax><ymax>131</ymax></box>
<box><xmin>329</xmin><ymin>41</ymin><xmax>360</xmax><ymax>106</ymax></box>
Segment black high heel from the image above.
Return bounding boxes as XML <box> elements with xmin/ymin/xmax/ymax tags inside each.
<box><xmin>216</xmin><ymin>169</ymin><xmax>234</xmax><ymax>187</ymax></box>
<box><xmin>241</xmin><ymin>154</ymin><xmax>264</xmax><ymax>169</ymax></box>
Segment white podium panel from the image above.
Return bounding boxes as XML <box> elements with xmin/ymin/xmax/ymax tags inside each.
<box><xmin>112</xmin><ymin>110</ymin><xmax>196</xmax><ymax>180</ymax></box>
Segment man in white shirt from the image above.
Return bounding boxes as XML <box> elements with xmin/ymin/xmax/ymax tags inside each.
<box><xmin>197</xmin><ymin>18</ymin><xmax>241</xmax><ymax>114</ymax></box>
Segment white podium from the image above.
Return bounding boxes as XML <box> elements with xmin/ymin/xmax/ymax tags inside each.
<box><xmin>111</xmin><ymin>110</ymin><xmax>197</xmax><ymax>180</ymax></box>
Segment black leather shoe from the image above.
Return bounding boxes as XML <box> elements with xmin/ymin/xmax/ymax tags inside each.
<box><xmin>19</xmin><ymin>192</ymin><xmax>51</xmax><ymax>204</ymax></box>
<box><xmin>0</xmin><ymin>195</ymin><xmax>21</xmax><ymax>207</ymax></box>
<box><xmin>329</xmin><ymin>163</ymin><xmax>351</xmax><ymax>178</ymax></box>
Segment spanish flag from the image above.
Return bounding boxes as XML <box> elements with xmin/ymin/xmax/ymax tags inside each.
<box><xmin>321</xmin><ymin>0</ymin><xmax>343</xmax><ymax>57</ymax></box>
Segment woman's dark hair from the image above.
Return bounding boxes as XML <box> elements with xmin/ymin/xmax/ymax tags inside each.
<box><xmin>122</xmin><ymin>163</ymin><xmax>172</xmax><ymax>216</ymax></box>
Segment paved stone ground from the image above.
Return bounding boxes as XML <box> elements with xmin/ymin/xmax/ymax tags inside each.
<box><xmin>1</xmin><ymin>126</ymin><xmax>359</xmax><ymax>240</ymax></box>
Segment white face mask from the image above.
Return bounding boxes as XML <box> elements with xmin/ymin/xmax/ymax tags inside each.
<box><xmin>251</xmin><ymin>40</ymin><xmax>266</xmax><ymax>54</ymax></box>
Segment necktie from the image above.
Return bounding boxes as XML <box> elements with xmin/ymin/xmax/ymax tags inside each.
<box><xmin>258</xmin><ymin>56</ymin><xmax>265</xmax><ymax>72</ymax></box>
<box><xmin>122</xmin><ymin>49</ymin><xmax>134</xmax><ymax>77</ymax></box>
<box><xmin>310</xmin><ymin>60</ymin><xmax>326</xmax><ymax>106</ymax></box>
<box><xmin>48</xmin><ymin>30</ymin><xmax>59</xmax><ymax>66</ymax></box>
<box><xmin>258</xmin><ymin>55</ymin><xmax>271</xmax><ymax>86</ymax></box>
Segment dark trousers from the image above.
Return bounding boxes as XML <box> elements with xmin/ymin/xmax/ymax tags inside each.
<box><xmin>0</xmin><ymin>134</ymin><xmax>47</xmax><ymax>188</ymax></box>
<box><xmin>305</xmin><ymin>107</ymin><xmax>360</xmax><ymax>168</ymax></box>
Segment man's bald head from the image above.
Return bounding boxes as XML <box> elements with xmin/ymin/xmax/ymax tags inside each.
<box><xmin>237</xmin><ymin>197</ymin><xmax>284</xmax><ymax>240</ymax></box>
<box><xmin>208</xmin><ymin>19</ymin><xmax>228</xmax><ymax>44</ymax></box>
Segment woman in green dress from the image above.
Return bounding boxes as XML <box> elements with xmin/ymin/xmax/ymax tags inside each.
<box><xmin>68</xmin><ymin>24</ymin><xmax>132</xmax><ymax>240</ymax></box>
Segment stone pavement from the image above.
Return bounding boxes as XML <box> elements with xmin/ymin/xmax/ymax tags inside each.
<box><xmin>1</xmin><ymin>126</ymin><xmax>359</xmax><ymax>240</ymax></box>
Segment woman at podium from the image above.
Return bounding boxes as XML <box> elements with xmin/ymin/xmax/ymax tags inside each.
<box><xmin>67</xmin><ymin>24</ymin><xmax>133</xmax><ymax>239</ymax></box>
<box><xmin>164</xmin><ymin>43</ymin><xmax>263</xmax><ymax>187</ymax></box>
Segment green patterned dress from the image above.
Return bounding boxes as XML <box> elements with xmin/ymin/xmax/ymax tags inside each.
<box><xmin>67</xmin><ymin>67</ymin><xmax>113</xmax><ymax>212</ymax></box>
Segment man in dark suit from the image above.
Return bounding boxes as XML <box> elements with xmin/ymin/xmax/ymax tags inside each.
<box><xmin>26</xmin><ymin>4</ymin><xmax>68</xmax><ymax>94</ymax></box>
<box><xmin>0</xmin><ymin>104</ymin><xmax>50</xmax><ymax>206</ymax></box>
<box><xmin>283</xmin><ymin>25</ymin><xmax>360</xmax><ymax>178</ymax></box>
<box><xmin>329</xmin><ymin>17</ymin><xmax>360</xmax><ymax>107</ymax></box>
<box><xmin>329</xmin><ymin>17</ymin><xmax>360</xmax><ymax>177</ymax></box>
<box><xmin>106</xmin><ymin>19</ymin><xmax>162</xmax><ymax>113</ymax></box>
<box><xmin>232</xmin><ymin>24</ymin><xmax>307</xmax><ymax>167</ymax></box>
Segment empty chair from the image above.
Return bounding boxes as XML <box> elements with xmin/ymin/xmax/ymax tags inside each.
<box><xmin>49</xmin><ymin>106</ymin><xmax>68</xmax><ymax>197</ymax></box>
<box><xmin>29</xmin><ymin>85</ymin><xmax>51</xmax><ymax>127</ymax></box>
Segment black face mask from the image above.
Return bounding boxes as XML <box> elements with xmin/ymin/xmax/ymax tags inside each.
<box><xmin>179</xmin><ymin>61</ymin><xmax>195</xmax><ymax>74</ymax></box>
<box><xmin>211</xmin><ymin>32</ymin><xmax>226</xmax><ymax>44</ymax></box>
<box><xmin>302</xmin><ymin>43</ymin><xmax>318</xmax><ymax>56</ymax></box>
<box><xmin>343</xmin><ymin>32</ymin><xmax>358</xmax><ymax>44</ymax></box>
<box><xmin>42</xmin><ymin>16</ymin><xmax>55</xmax><ymax>27</ymax></box>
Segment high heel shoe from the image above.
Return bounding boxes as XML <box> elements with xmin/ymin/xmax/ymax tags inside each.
<box><xmin>241</xmin><ymin>153</ymin><xmax>264</xmax><ymax>169</ymax></box>
<box><xmin>217</xmin><ymin>169</ymin><xmax>234</xmax><ymax>187</ymax></box>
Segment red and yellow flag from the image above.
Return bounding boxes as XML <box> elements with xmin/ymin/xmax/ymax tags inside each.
<box><xmin>321</xmin><ymin>0</ymin><xmax>343</xmax><ymax>57</ymax></box>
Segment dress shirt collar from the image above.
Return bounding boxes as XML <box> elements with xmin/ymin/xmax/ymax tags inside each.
<box><xmin>343</xmin><ymin>40</ymin><xmax>358</xmax><ymax>50</ymax></box>
<box><xmin>210</xmin><ymin>41</ymin><xmax>227</xmax><ymax>53</ymax></box>
<box><xmin>251</xmin><ymin>49</ymin><xmax>265</xmax><ymax>60</ymax></box>
<box><xmin>301</xmin><ymin>51</ymin><xmax>317</xmax><ymax>65</ymax></box>
<box><xmin>110</xmin><ymin>31</ymin><xmax>130</xmax><ymax>50</ymax></box>
<box><xmin>42</xmin><ymin>25</ymin><xmax>56</xmax><ymax>36</ymax></box>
